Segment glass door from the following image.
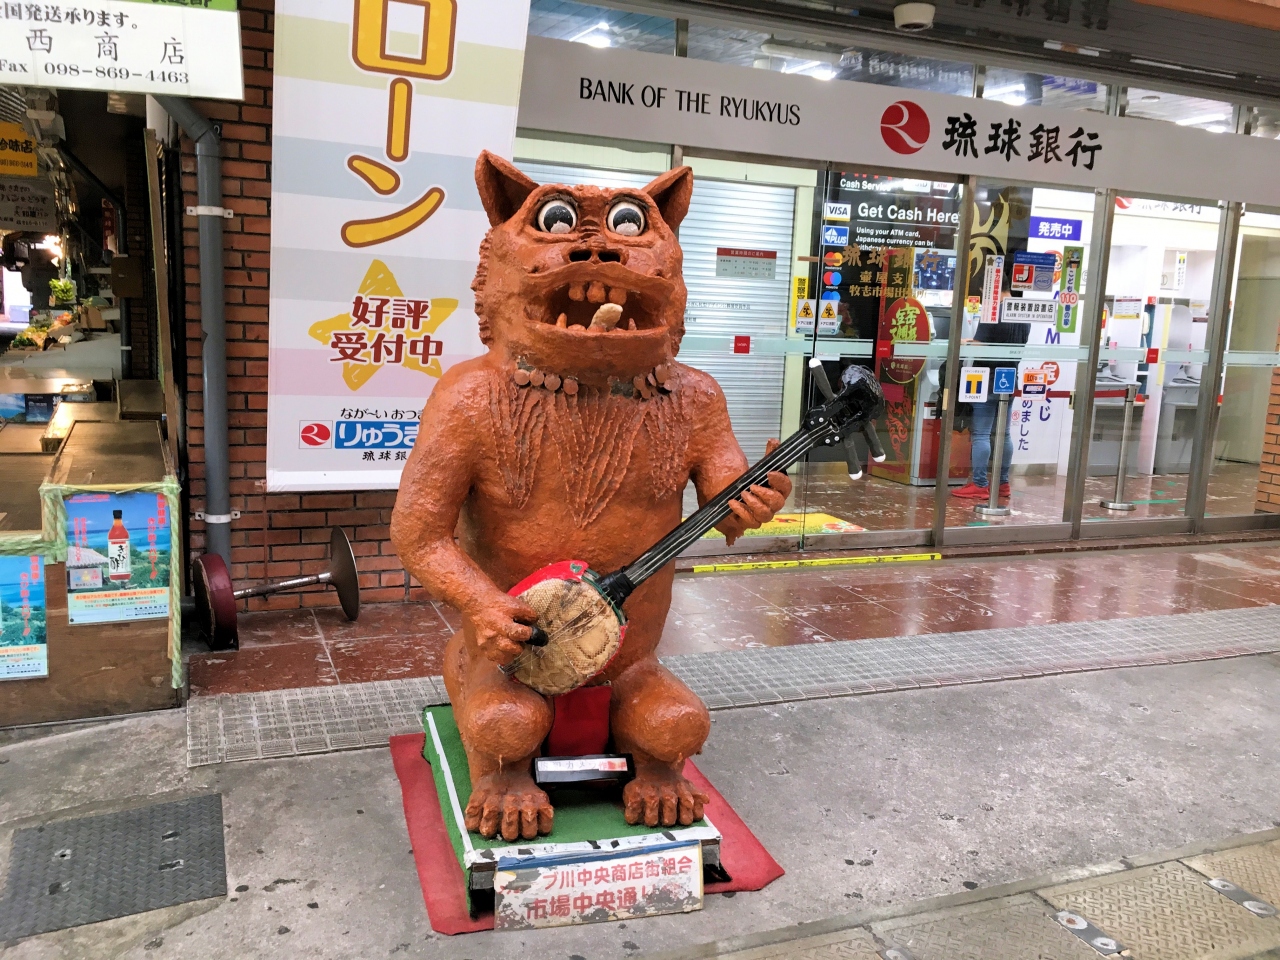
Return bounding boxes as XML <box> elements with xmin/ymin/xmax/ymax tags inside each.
<box><xmin>793</xmin><ymin>168</ymin><xmax>965</xmax><ymax>549</ymax></box>
<box><xmin>1080</xmin><ymin>195</ymin><xmax>1222</xmax><ymax>524</ymax></box>
<box><xmin>943</xmin><ymin>180</ymin><xmax>1095</xmax><ymax>538</ymax></box>
<box><xmin>1205</xmin><ymin>205</ymin><xmax>1280</xmax><ymax>521</ymax></box>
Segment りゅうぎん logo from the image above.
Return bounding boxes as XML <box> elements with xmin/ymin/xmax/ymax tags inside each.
<box><xmin>299</xmin><ymin>422</ymin><xmax>333</xmax><ymax>447</ymax></box>
<box><xmin>880</xmin><ymin>101</ymin><xmax>930</xmax><ymax>155</ymax></box>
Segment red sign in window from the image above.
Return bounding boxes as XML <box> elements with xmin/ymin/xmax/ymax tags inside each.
<box><xmin>733</xmin><ymin>335</ymin><xmax>751</xmax><ymax>354</ymax></box>
<box><xmin>1146</xmin><ymin>347</ymin><xmax>1160</xmax><ymax>364</ymax></box>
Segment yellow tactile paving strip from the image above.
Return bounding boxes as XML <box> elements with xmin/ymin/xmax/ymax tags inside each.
<box><xmin>666</xmin><ymin>832</ymin><xmax>1280</xmax><ymax>960</ymax></box>
<box><xmin>1040</xmin><ymin>861</ymin><xmax>1279</xmax><ymax>960</ymax></box>
<box><xmin>871</xmin><ymin>894</ymin><xmax>1099</xmax><ymax>960</ymax></box>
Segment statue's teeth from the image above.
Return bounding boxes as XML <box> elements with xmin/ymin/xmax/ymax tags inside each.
<box><xmin>607</xmin><ymin>287</ymin><xmax>628</xmax><ymax>305</ymax></box>
<box><xmin>568</xmin><ymin>282</ymin><xmax>585</xmax><ymax>301</ymax></box>
<box><xmin>556</xmin><ymin>313</ymin><xmax>567</xmax><ymax>328</ymax></box>
<box><xmin>588</xmin><ymin>303</ymin><xmax>623</xmax><ymax>332</ymax></box>
<box><xmin>586</xmin><ymin>281</ymin><xmax>607</xmax><ymax>304</ymax></box>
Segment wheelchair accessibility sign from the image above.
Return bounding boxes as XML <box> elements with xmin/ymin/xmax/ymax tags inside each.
<box><xmin>993</xmin><ymin>366</ymin><xmax>1018</xmax><ymax>395</ymax></box>
<box><xmin>960</xmin><ymin>367</ymin><xmax>989</xmax><ymax>404</ymax></box>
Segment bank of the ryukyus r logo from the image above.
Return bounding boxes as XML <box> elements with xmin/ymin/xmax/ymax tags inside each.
<box><xmin>880</xmin><ymin>101</ymin><xmax>930</xmax><ymax>155</ymax></box>
<box><xmin>342</xmin><ymin>0</ymin><xmax>457</xmax><ymax>247</ymax></box>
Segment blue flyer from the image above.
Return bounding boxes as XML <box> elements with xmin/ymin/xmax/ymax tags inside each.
<box><xmin>0</xmin><ymin>555</ymin><xmax>47</xmax><ymax>680</ymax></box>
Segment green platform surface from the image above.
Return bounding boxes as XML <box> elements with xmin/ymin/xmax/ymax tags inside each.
<box><xmin>421</xmin><ymin>705</ymin><xmax>711</xmax><ymax>869</ymax></box>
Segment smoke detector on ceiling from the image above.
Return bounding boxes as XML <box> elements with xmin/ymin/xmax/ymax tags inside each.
<box><xmin>894</xmin><ymin>1</ymin><xmax>936</xmax><ymax>31</ymax></box>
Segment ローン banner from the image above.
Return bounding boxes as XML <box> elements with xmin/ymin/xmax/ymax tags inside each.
<box><xmin>0</xmin><ymin>0</ymin><xmax>243</xmax><ymax>99</ymax></box>
<box><xmin>0</xmin><ymin>555</ymin><xmax>47</xmax><ymax>681</ymax></box>
<box><xmin>64</xmin><ymin>492</ymin><xmax>171</xmax><ymax>625</ymax></box>
<box><xmin>265</xmin><ymin>0</ymin><xmax>532</xmax><ymax>491</ymax></box>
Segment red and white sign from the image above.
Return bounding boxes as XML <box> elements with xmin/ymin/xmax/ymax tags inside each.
<box><xmin>1040</xmin><ymin>361</ymin><xmax>1061</xmax><ymax>385</ymax></box>
<box><xmin>298</xmin><ymin>422</ymin><xmax>333</xmax><ymax>448</ymax></box>
<box><xmin>715</xmin><ymin>247</ymin><xmax>777</xmax><ymax>280</ymax></box>
<box><xmin>1022</xmin><ymin>369</ymin><xmax>1048</xmax><ymax>400</ymax></box>
<box><xmin>1058</xmin><ymin>291</ymin><xmax>1080</xmax><ymax>306</ymax></box>
<box><xmin>880</xmin><ymin>100</ymin><xmax>929</xmax><ymax>155</ymax></box>
<box><xmin>733</xmin><ymin>335</ymin><xmax>752</xmax><ymax>354</ymax></box>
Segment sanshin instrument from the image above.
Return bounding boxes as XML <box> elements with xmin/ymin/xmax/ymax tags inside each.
<box><xmin>501</xmin><ymin>361</ymin><xmax>887</xmax><ymax>696</ymax></box>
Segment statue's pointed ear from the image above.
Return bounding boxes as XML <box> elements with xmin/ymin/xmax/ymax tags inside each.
<box><xmin>475</xmin><ymin>150</ymin><xmax>539</xmax><ymax>226</ymax></box>
<box><xmin>644</xmin><ymin>166</ymin><xmax>693</xmax><ymax>230</ymax></box>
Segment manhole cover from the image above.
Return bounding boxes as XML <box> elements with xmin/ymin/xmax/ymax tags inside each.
<box><xmin>0</xmin><ymin>794</ymin><xmax>226</xmax><ymax>941</ymax></box>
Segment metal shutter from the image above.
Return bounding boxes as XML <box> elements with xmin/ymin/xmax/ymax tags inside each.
<box><xmin>515</xmin><ymin>161</ymin><xmax>793</xmax><ymax>460</ymax></box>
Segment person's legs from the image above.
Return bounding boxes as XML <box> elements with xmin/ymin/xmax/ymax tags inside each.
<box><xmin>969</xmin><ymin>396</ymin><xmax>996</xmax><ymax>489</ymax></box>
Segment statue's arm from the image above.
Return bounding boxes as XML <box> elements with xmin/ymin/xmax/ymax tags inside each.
<box><xmin>684</xmin><ymin>371</ymin><xmax>792</xmax><ymax>545</ymax></box>
<box><xmin>390</xmin><ymin>374</ymin><xmax>537</xmax><ymax>664</ymax></box>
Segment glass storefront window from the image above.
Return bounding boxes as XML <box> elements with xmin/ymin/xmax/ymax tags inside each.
<box><xmin>1251</xmin><ymin>106</ymin><xmax>1280</xmax><ymax>140</ymax></box>
<box><xmin>982</xmin><ymin>68</ymin><xmax>1107</xmax><ymax>112</ymax></box>
<box><xmin>527</xmin><ymin>0</ymin><xmax>676</xmax><ymax>54</ymax></box>
<box><xmin>1205</xmin><ymin>205</ymin><xmax>1280</xmax><ymax>517</ymax></box>
<box><xmin>944</xmin><ymin>183</ymin><xmax>1094</xmax><ymax>529</ymax></box>
<box><xmin>1082</xmin><ymin>195</ymin><xmax>1222</xmax><ymax>520</ymax></box>
<box><xmin>793</xmin><ymin>170</ymin><xmax>965</xmax><ymax>541</ymax></box>
<box><xmin>1125</xmin><ymin>88</ymin><xmax>1234</xmax><ymax>133</ymax></box>
<box><xmin>684</xmin><ymin>26</ymin><xmax>973</xmax><ymax>94</ymax></box>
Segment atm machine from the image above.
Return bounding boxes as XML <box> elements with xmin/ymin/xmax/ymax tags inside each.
<box><xmin>1153</xmin><ymin>302</ymin><xmax>1204</xmax><ymax>474</ymax></box>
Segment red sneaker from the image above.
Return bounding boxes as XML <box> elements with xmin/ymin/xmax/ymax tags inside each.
<box><xmin>952</xmin><ymin>482</ymin><xmax>990</xmax><ymax>500</ymax></box>
<box><xmin>999</xmin><ymin>482</ymin><xmax>1011</xmax><ymax>497</ymax></box>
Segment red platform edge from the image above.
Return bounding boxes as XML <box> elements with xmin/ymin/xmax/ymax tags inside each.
<box><xmin>389</xmin><ymin>733</ymin><xmax>784</xmax><ymax>936</ymax></box>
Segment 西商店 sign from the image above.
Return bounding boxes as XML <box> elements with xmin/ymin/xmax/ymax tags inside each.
<box><xmin>519</xmin><ymin>37</ymin><xmax>1280</xmax><ymax>206</ymax></box>
<box><xmin>0</xmin><ymin>0</ymin><xmax>242</xmax><ymax>100</ymax></box>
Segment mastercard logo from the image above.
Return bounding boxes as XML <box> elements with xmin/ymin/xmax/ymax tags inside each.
<box><xmin>880</xmin><ymin>101</ymin><xmax>930</xmax><ymax>155</ymax></box>
<box><xmin>824</xmin><ymin>251</ymin><xmax>844</xmax><ymax>267</ymax></box>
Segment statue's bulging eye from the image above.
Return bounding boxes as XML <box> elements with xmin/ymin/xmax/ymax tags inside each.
<box><xmin>607</xmin><ymin>200</ymin><xmax>646</xmax><ymax>237</ymax></box>
<box><xmin>536</xmin><ymin>199</ymin><xmax>577</xmax><ymax>234</ymax></box>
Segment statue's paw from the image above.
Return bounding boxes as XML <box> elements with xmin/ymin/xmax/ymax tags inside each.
<box><xmin>623</xmin><ymin>767</ymin><xmax>709</xmax><ymax>828</ymax></box>
<box><xmin>464</xmin><ymin>772</ymin><xmax>554</xmax><ymax>841</ymax></box>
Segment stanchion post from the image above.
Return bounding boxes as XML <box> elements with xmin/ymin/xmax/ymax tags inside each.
<box><xmin>1100</xmin><ymin>383</ymin><xmax>1138</xmax><ymax>511</ymax></box>
<box><xmin>974</xmin><ymin>394</ymin><xmax>1012</xmax><ymax>518</ymax></box>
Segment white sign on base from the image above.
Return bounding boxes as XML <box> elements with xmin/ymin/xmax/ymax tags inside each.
<box><xmin>494</xmin><ymin>842</ymin><xmax>703</xmax><ymax>930</ymax></box>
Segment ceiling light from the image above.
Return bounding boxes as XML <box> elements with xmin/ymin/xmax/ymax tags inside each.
<box><xmin>1139</xmin><ymin>94</ymin><xmax>1161</xmax><ymax>102</ymax></box>
<box><xmin>582</xmin><ymin>32</ymin><xmax>611</xmax><ymax>48</ymax></box>
<box><xmin>812</xmin><ymin>65</ymin><xmax>836</xmax><ymax>81</ymax></box>
<box><xmin>1206</xmin><ymin>124</ymin><xmax>1229</xmax><ymax>133</ymax></box>
<box><xmin>760</xmin><ymin>40</ymin><xmax>843</xmax><ymax>65</ymax></box>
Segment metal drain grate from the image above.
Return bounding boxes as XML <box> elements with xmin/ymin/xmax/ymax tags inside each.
<box><xmin>186</xmin><ymin>606</ymin><xmax>1280</xmax><ymax>766</ymax></box>
<box><xmin>0</xmin><ymin>795</ymin><xmax>226</xmax><ymax>941</ymax></box>
<box><xmin>187</xmin><ymin>675</ymin><xmax>449</xmax><ymax>766</ymax></box>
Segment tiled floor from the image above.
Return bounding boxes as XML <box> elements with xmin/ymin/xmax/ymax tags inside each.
<box><xmin>186</xmin><ymin>541</ymin><xmax>1280</xmax><ymax>697</ymax></box>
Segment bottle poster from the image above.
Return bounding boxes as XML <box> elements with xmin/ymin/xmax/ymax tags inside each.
<box><xmin>0</xmin><ymin>555</ymin><xmax>47</xmax><ymax>680</ymax></box>
<box><xmin>64</xmin><ymin>492</ymin><xmax>171</xmax><ymax>625</ymax></box>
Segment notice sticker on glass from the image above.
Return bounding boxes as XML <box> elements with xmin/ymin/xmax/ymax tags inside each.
<box><xmin>1011</xmin><ymin>251</ymin><xmax>1057</xmax><ymax>293</ymax></box>
<box><xmin>1111</xmin><ymin>296</ymin><xmax>1145</xmax><ymax>321</ymax></box>
<box><xmin>980</xmin><ymin>255</ymin><xmax>1004</xmax><ymax>324</ymax></box>
<box><xmin>795</xmin><ymin>298</ymin><xmax>816</xmax><ymax>333</ymax></box>
<box><xmin>715</xmin><ymin>248</ymin><xmax>777</xmax><ymax>280</ymax></box>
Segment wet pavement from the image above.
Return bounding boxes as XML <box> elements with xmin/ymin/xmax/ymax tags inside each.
<box><xmin>187</xmin><ymin>541</ymin><xmax>1280</xmax><ymax>697</ymax></box>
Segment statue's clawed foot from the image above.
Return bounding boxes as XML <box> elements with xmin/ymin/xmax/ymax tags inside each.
<box><xmin>623</xmin><ymin>763</ymin><xmax>708</xmax><ymax>827</ymax></box>
<box><xmin>464</xmin><ymin>770</ymin><xmax>554</xmax><ymax>841</ymax></box>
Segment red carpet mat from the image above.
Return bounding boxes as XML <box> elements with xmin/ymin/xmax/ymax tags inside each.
<box><xmin>389</xmin><ymin>733</ymin><xmax>784</xmax><ymax>935</ymax></box>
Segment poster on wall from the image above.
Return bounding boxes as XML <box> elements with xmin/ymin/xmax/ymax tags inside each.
<box><xmin>64</xmin><ymin>492</ymin><xmax>170</xmax><ymax>625</ymax></box>
<box><xmin>265</xmin><ymin>0</ymin><xmax>533</xmax><ymax>492</ymax></box>
<box><xmin>0</xmin><ymin>555</ymin><xmax>47</xmax><ymax>681</ymax></box>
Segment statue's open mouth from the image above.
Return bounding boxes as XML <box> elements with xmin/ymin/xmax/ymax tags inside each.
<box><xmin>521</xmin><ymin>262</ymin><xmax>673</xmax><ymax>336</ymax></box>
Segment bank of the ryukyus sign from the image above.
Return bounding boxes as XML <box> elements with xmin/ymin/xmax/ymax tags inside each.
<box><xmin>266</xmin><ymin>0</ymin><xmax>530</xmax><ymax>491</ymax></box>
<box><xmin>521</xmin><ymin>36</ymin><xmax>1280</xmax><ymax>206</ymax></box>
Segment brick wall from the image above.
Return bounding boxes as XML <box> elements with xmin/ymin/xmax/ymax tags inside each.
<box><xmin>1255</xmin><ymin>352</ymin><xmax>1280</xmax><ymax>513</ymax></box>
<box><xmin>179</xmin><ymin>0</ymin><xmax>419</xmax><ymax>610</ymax></box>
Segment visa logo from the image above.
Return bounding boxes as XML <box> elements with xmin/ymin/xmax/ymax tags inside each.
<box><xmin>823</xmin><ymin>202</ymin><xmax>851</xmax><ymax>222</ymax></box>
